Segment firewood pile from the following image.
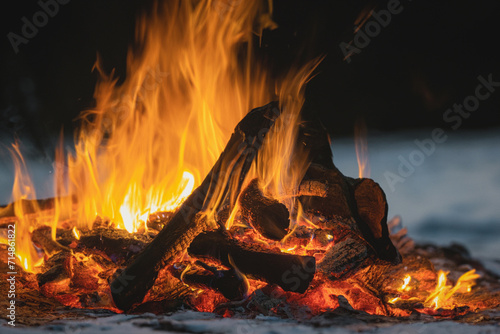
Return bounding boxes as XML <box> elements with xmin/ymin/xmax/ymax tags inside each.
<box><xmin>1</xmin><ymin>102</ymin><xmax>500</xmax><ymax>325</ymax></box>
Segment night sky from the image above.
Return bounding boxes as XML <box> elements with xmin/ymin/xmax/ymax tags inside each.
<box><xmin>1</xmin><ymin>0</ymin><xmax>499</xmax><ymax>151</ymax></box>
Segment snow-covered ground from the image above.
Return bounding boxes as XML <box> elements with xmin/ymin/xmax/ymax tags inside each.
<box><xmin>1</xmin><ymin>310</ymin><xmax>500</xmax><ymax>334</ymax></box>
<box><xmin>1</xmin><ymin>128</ymin><xmax>499</xmax><ymax>259</ymax></box>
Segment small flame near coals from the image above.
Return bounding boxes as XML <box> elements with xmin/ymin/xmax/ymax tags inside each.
<box><xmin>389</xmin><ymin>269</ymin><xmax>480</xmax><ymax>311</ymax></box>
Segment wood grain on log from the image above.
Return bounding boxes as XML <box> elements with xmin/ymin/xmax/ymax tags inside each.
<box><xmin>318</xmin><ymin>236</ymin><xmax>370</xmax><ymax>280</ymax></box>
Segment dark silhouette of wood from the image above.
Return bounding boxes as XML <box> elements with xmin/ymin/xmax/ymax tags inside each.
<box><xmin>170</xmin><ymin>261</ymin><xmax>247</xmax><ymax>301</ymax></box>
<box><xmin>188</xmin><ymin>231</ymin><xmax>316</xmax><ymax>293</ymax></box>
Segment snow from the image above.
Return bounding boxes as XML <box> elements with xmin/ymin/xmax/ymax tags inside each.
<box><xmin>1</xmin><ymin>311</ymin><xmax>500</xmax><ymax>333</ymax></box>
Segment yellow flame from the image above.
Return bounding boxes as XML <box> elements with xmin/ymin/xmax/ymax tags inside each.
<box><xmin>398</xmin><ymin>274</ymin><xmax>411</xmax><ymax>292</ymax></box>
<box><xmin>425</xmin><ymin>269</ymin><xmax>480</xmax><ymax>310</ymax></box>
<box><xmin>388</xmin><ymin>297</ymin><xmax>400</xmax><ymax>304</ymax></box>
<box><xmin>72</xmin><ymin>226</ymin><xmax>81</xmax><ymax>240</ymax></box>
<box><xmin>49</xmin><ymin>0</ymin><xmax>278</xmax><ymax>234</ymax></box>
<box><xmin>6</xmin><ymin>0</ymin><xmax>318</xmax><ymax>271</ymax></box>
<box><xmin>1</xmin><ymin>143</ymin><xmax>44</xmax><ymax>273</ymax></box>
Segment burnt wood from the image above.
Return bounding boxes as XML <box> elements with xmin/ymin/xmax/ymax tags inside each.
<box><xmin>110</xmin><ymin>101</ymin><xmax>282</xmax><ymax>311</ymax></box>
<box><xmin>350</xmin><ymin>177</ymin><xmax>399</xmax><ymax>264</ymax></box>
<box><xmin>188</xmin><ymin>231</ymin><xmax>316</xmax><ymax>293</ymax></box>
<box><xmin>239</xmin><ymin>178</ymin><xmax>289</xmax><ymax>240</ymax></box>
<box><xmin>170</xmin><ymin>261</ymin><xmax>247</xmax><ymax>301</ymax></box>
<box><xmin>295</xmin><ymin>121</ymin><xmax>400</xmax><ymax>264</ymax></box>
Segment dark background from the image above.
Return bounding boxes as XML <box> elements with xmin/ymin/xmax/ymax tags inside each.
<box><xmin>1</xmin><ymin>0</ymin><xmax>499</xmax><ymax>152</ymax></box>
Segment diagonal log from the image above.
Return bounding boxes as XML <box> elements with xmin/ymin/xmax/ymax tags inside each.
<box><xmin>110</xmin><ymin>101</ymin><xmax>282</xmax><ymax>311</ymax></box>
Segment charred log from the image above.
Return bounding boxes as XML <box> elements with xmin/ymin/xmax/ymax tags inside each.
<box><xmin>170</xmin><ymin>261</ymin><xmax>247</xmax><ymax>300</ymax></box>
<box><xmin>300</xmin><ymin>162</ymin><xmax>401</xmax><ymax>265</ymax></box>
<box><xmin>188</xmin><ymin>231</ymin><xmax>316</xmax><ymax>293</ymax></box>
<box><xmin>239</xmin><ymin>178</ymin><xmax>289</xmax><ymax>240</ymax></box>
<box><xmin>350</xmin><ymin>178</ymin><xmax>400</xmax><ymax>264</ymax></box>
<box><xmin>294</xmin><ymin>120</ymin><xmax>401</xmax><ymax>265</ymax></box>
<box><xmin>317</xmin><ymin>236</ymin><xmax>370</xmax><ymax>280</ymax></box>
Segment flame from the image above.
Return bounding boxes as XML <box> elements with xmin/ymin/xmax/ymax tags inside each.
<box><xmin>1</xmin><ymin>143</ymin><xmax>44</xmax><ymax>273</ymax></box>
<box><xmin>354</xmin><ymin>117</ymin><xmax>370</xmax><ymax>178</ymax></box>
<box><xmin>425</xmin><ymin>269</ymin><xmax>480</xmax><ymax>310</ymax></box>
<box><xmin>72</xmin><ymin>226</ymin><xmax>81</xmax><ymax>240</ymax></box>
<box><xmin>4</xmin><ymin>0</ymin><xmax>318</xmax><ymax>273</ymax></box>
<box><xmin>399</xmin><ymin>274</ymin><xmax>412</xmax><ymax>292</ymax></box>
<box><xmin>389</xmin><ymin>270</ymin><xmax>480</xmax><ymax>312</ymax></box>
<box><xmin>61</xmin><ymin>0</ymin><xmax>276</xmax><ymax>233</ymax></box>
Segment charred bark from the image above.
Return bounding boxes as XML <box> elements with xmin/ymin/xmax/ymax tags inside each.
<box><xmin>188</xmin><ymin>231</ymin><xmax>316</xmax><ymax>293</ymax></box>
<box><xmin>239</xmin><ymin>178</ymin><xmax>289</xmax><ymax>240</ymax></box>
<box><xmin>170</xmin><ymin>261</ymin><xmax>247</xmax><ymax>300</ymax></box>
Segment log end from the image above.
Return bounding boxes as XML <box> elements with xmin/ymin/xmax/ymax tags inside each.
<box><xmin>353</xmin><ymin>178</ymin><xmax>402</xmax><ymax>265</ymax></box>
<box><xmin>239</xmin><ymin>178</ymin><xmax>290</xmax><ymax>241</ymax></box>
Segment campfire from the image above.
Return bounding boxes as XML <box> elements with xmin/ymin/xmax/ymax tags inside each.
<box><xmin>1</xmin><ymin>0</ymin><xmax>499</xmax><ymax>327</ymax></box>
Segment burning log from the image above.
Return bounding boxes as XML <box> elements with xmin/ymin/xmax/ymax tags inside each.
<box><xmin>110</xmin><ymin>101</ymin><xmax>282</xmax><ymax>311</ymax></box>
<box><xmin>32</xmin><ymin>226</ymin><xmax>69</xmax><ymax>256</ymax></box>
<box><xmin>239</xmin><ymin>178</ymin><xmax>289</xmax><ymax>240</ymax></box>
<box><xmin>36</xmin><ymin>251</ymin><xmax>72</xmax><ymax>288</ymax></box>
<box><xmin>300</xmin><ymin>163</ymin><xmax>401</xmax><ymax>265</ymax></box>
<box><xmin>188</xmin><ymin>231</ymin><xmax>316</xmax><ymax>293</ymax></box>
<box><xmin>317</xmin><ymin>236</ymin><xmax>370</xmax><ymax>280</ymax></box>
<box><xmin>295</xmin><ymin>120</ymin><xmax>400</xmax><ymax>264</ymax></box>
<box><xmin>170</xmin><ymin>261</ymin><xmax>247</xmax><ymax>301</ymax></box>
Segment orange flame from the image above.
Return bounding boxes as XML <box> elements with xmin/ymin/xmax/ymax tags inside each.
<box><xmin>425</xmin><ymin>269</ymin><xmax>480</xmax><ymax>310</ymax></box>
<box><xmin>72</xmin><ymin>226</ymin><xmax>81</xmax><ymax>240</ymax></box>
<box><xmin>4</xmin><ymin>0</ymin><xmax>318</xmax><ymax>272</ymax></box>
<box><xmin>354</xmin><ymin>117</ymin><xmax>370</xmax><ymax>178</ymax></box>
<box><xmin>389</xmin><ymin>270</ymin><xmax>480</xmax><ymax>311</ymax></box>
<box><xmin>62</xmin><ymin>0</ymin><xmax>275</xmax><ymax>232</ymax></box>
<box><xmin>1</xmin><ymin>143</ymin><xmax>44</xmax><ymax>273</ymax></box>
